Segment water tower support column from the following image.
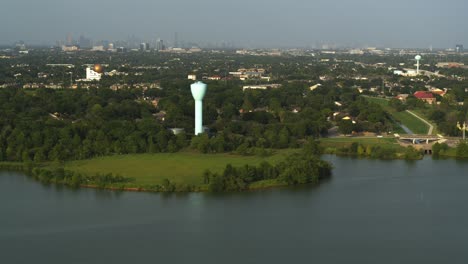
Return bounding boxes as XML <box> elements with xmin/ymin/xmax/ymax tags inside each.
<box><xmin>195</xmin><ymin>100</ymin><xmax>203</xmax><ymax>135</ymax></box>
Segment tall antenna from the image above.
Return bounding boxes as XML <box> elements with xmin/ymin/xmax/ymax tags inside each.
<box><xmin>174</xmin><ymin>32</ymin><xmax>179</xmax><ymax>48</ymax></box>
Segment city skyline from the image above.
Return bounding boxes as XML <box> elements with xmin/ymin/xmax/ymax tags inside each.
<box><xmin>1</xmin><ymin>0</ymin><xmax>467</xmax><ymax>48</ymax></box>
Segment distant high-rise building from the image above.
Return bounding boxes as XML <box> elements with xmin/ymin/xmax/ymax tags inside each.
<box><xmin>79</xmin><ymin>35</ymin><xmax>92</xmax><ymax>49</ymax></box>
<box><xmin>456</xmin><ymin>44</ymin><xmax>464</xmax><ymax>53</ymax></box>
<box><xmin>101</xmin><ymin>40</ymin><xmax>109</xmax><ymax>49</ymax></box>
<box><xmin>140</xmin><ymin>42</ymin><xmax>150</xmax><ymax>51</ymax></box>
<box><xmin>15</xmin><ymin>41</ymin><xmax>26</xmax><ymax>51</ymax></box>
<box><xmin>174</xmin><ymin>32</ymin><xmax>179</xmax><ymax>48</ymax></box>
<box><xmin>66</xmin><ymin>33</ymin><xmax>73</xmax><ymax>46</ymax></box>
<box><xmin>156</xmin><ymin>39</ymin><xmax>165</xmax><ymax>51</ymax></box>
<box><xmin>56</xmin><ymin>40</ymin><xmax>64</xmax><ymax>48</ymax></box>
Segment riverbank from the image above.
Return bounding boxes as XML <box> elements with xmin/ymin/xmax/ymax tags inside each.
<box><xmin>319</xmin><ymin>137</ymin><xmax>424</xmax><ymax>160</ymax></box>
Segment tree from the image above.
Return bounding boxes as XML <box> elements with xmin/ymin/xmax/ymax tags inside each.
<box><xmin>278</xmin><ymin>127</ymin><xmax>290</xmax><ymax>148</ymax></box>
<box><xmin>34</xmin><ymin>149</ymin><xmax>46</xmax><ymax>163</ymax></box>
<box><xmin>357</xmin><ymin>145</ymin><xmax>365</xmax><ymax>156</ymax></box>
<box><xmin>279</xmin><ymin>154</ymin><xmax>331</xmax><ymax>185</ymax></box>
<box><xmin>403</xmin><ymin>146</ymin><xmax>422</xmax><ymax>160</ymax></box>
<box><xmin>432</xmin><ymin>142</ymin><xmax>449</xmax><ymax>157</ymax></box>
<box><xmin>202</xmin><ymin>169</ymin><xmax>212</xmax><ymax>184</ymax></box>
<box><xmin>303</xmin><ymin>138</ymin><xmax>322</xmax><ymax>156</ymax></box>
<box><xmin>191</xmin><ymin>133</ymin><xmax>210</xmax><ymax>153</ymax></box>
<box><xmin>389</xmin><ymin>98</ymin><xmax>405</xmax><ymax>112</ymax></box>
<box><xmin>338</xmin><ymin>120</ymin><xmax>354</xmax><ymax>135</ymax></box>
<box><xmin>208</xmin><ymin>173</ymin><xmax>224</xmax><ymax>192</ymax></box>
<box><xmin>456</xmin><ymin>142</ymin><xmax>468</xmax><ymax>158</ymax></box>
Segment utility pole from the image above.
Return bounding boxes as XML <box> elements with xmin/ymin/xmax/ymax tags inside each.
<box><xmin>382</xmin><ymin>78</ymin><xmax>385</xmax><ymax>95</ymax></box>
<box><xmin>457</xmin><ymin>122</ymin><xmax>468</xmax><ymax>141</ymax></box>
<box><xmin>68</xmin><ymin>72</ymin><xmax>73</xmax><ymax>88</ymax></box>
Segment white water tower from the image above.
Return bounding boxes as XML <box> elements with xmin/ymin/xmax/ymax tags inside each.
<box><xmin>415</xmin><ymin>55</ymin><xmax>422</xmax><ymax>75</ymax></box>
<box><xmin>190</xmin><ymin>81</ymin><xmax>207</xmax><ymax>135</ymax></box>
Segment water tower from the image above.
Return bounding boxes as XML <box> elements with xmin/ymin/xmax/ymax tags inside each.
<box><xmin>190</xmin><ymin>81</ymin><xmax>207</xmax><ymax>135</ymax></box>
<box><xmin>415</xmin><ymin>55</ymin><xmax>422</xmax><ymax>75</ymax></box>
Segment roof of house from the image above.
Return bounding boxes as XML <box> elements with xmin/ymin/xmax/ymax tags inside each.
<box><xmin>414</xmin><ymin>91</ymin><xmax>434</xmax><ymax>99</ymax></box>
<box><xmin>431</xmin><ymin>90</ymin><xmax>446</xmax><ymax>96</ymax></box>
<box><xmin>396</xmin><ymin>94</ymin><xmax>409</xmax><ymax>98</ymax></box>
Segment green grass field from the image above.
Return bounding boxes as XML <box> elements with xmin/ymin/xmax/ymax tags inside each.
<box><xmin>62</xmin><ymin>150</ymin><xmax>297</xmax><ymax>186</ymax></box>
<box><xmin>408</xmin><ymin>109</ymin><xmax>440</xmax><ymax>135</ymax></box>
<box><xmin>365</xmin><ymin>97</ymin><xmax>432</xmax><ymax>135</ymax></box>
<box><xmin>392</xmin><ymin>111</ymin><xmax>429</xmax><ymax>134</ymax></box>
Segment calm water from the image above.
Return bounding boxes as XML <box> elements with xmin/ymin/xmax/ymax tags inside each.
<box><xmin>1</xmin><ymin>156</ymin><xmax>468</xmax><ymax>264</ymax></box>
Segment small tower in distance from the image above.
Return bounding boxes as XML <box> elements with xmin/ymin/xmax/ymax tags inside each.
<box><xmin>190</xmin><ymin>81</ymin><xmax>207</xmax><ymax>135</ymax></box>
<box><xmin>415</xmin><ymin>55</ymin><xmax>422</xmax><ymax>75</ymax></box>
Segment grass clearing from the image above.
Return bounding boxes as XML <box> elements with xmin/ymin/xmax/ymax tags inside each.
<box><xmin>409</xmin><ymin>109</ymin><xmax>440</xmax><ymax>135</ymax></box>
<box><xmin>61</xmin><ymin>150</ymin><xmax>297</xmax><ymax>186</ymax></box>
<box><xmin>392</xmin><ymin>111</ymin><xmax>429</xmax><ymax>134</ymax></box>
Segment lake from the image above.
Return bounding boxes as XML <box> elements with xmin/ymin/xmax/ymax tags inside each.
<box><xmin>1</xmin><ymin>156</ymin><xmax>468</xmax><ymax>263</ymax></box>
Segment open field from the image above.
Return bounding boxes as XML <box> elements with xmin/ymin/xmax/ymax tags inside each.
<box><xmin>61</xmin><ymin>150</ymin><xmax>297</xmax><ymax>186</ymax></box>
<box><xmin>365</xmin><ymin>97</ymin><xmax>435</xmax><ymax>135</ymax></box>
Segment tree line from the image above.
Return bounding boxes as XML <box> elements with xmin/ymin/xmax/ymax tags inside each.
<box><xmin>203</xmin><ymin>140</ymin><xmax>332</xmax><ymax>192</ymax></box>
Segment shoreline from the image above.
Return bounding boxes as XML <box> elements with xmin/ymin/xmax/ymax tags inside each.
<box><xmin>1</xmin><ymin>151</ymin><xmax>465</xmax><ymax>193</ymax></box>
<box><xmin>0</xmin><ymin>162</ymin><xmax>290</xmax><ymax>193</ymax></box>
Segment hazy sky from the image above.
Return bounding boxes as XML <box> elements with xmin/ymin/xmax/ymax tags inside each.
<box><xmin>1</xmin><ymin>0</ymin><xmax>466</xmax><ymax>48</ymax></box>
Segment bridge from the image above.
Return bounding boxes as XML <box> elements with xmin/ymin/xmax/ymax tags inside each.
<box><xmin>397</xmin><ymin>134</ymin><xmax>443</xmax><ymax>145</ymax></box>
<box><xmin>395</xmin><ymin>134</ymin><xmax>447</xmax><ymax>155</ymax></box>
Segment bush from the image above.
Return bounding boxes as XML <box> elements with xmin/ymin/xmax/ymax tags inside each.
<box><xmin>403</xmin><ymin>146</ymin><xmax>422</xmax><ymax>160</ymax></box>
<box><xmin>456</xmin><ymin>141</ymin><xmax>468</xmax><ymax>158</ymax></box>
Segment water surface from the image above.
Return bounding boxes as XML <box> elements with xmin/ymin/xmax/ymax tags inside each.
<box><xmin>1</xmin><ymin>156</ymin><xmax>468</xmax><ymax>263</ymax></box>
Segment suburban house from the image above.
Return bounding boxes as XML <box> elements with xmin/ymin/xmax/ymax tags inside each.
<box><xmin>414</xmin><ymin>91</ymin><xmax>436</xmax><ymax>104</ymax></box>
<box><xmin>396</xmin><ymin>94</ymin><xmax>409</xmax><ymax>101</ymax></box>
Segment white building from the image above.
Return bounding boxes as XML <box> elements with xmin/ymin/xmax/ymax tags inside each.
<box><xmin>92</xmin><ymin>46</ymin><xmax>105</xmax><ymax>51</ymax></box>
<box><xmin>309</xmin><ymin>83</ymin><xmax>322</xmax><ymax>91</ymax></box>
<box><xmin>188</xmin><ymin>74</ymin><xmax>197</xmax><ymax>80</ymax></box>
<box><xmin>86</xmin><ymin>67</ymin><xmax>102</xmax><ymax>81</ymax></box>
<box><xmin>393</xmin><ymin>70</ymin><xmax>417</xmax><ymax>77</ymax></box>
<box><xmin>62</xmin><ymin>45</ymin><xmax>79</xmax><ymax>52</ymax></box>
<box><xmin>242</xmin><ymin>84</ymin><xmax>281</xmax><ymax>91</ymax></box>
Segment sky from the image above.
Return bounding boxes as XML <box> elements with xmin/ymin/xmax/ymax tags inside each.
<box><xmin>1</xmin><ymin>0</ymin><xmax>466</xmax><ymax>48</ymax></box>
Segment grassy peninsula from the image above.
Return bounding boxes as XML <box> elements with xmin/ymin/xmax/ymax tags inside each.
<box><xmin>0</xmin><ymin>145</ymin><xmax>333</xmax><ymax>193</ymax></box>
<box><xmin>61</xmin><ymin>150</ymin><xmax>295</xmax><ymax>187</ymax></box>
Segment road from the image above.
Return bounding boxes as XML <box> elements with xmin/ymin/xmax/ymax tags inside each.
<box><xmin>406</xmin><ymin>110</ymin><xmax>434</xmax><ymax>135</ymax></box>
